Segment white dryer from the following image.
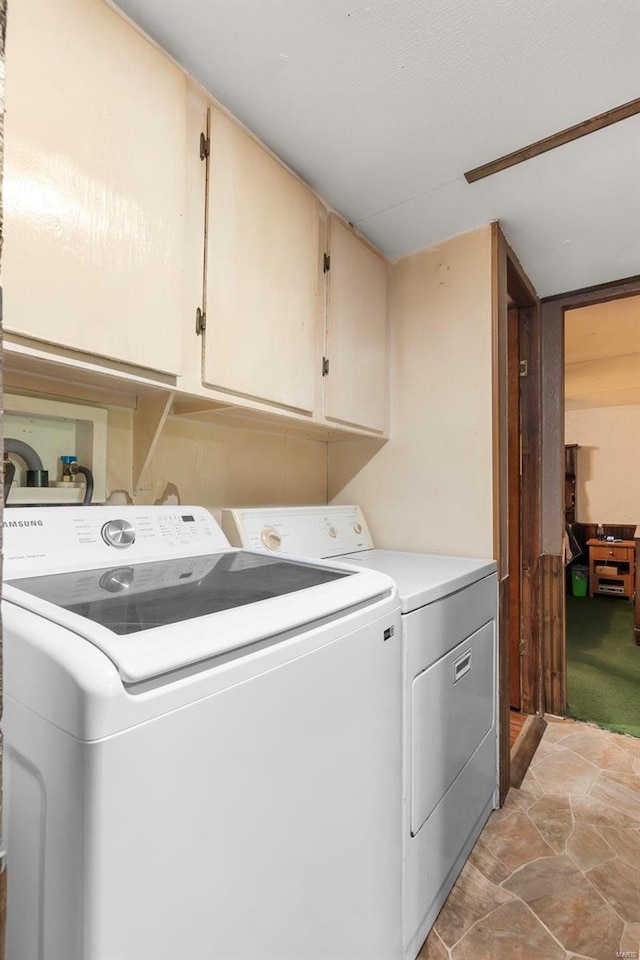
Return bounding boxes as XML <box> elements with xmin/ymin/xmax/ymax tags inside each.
<box><xmin>223</xmin><ymin>505</ymin><xmax>499</xmax><ymax>960</ymax></box>
<box><xmin>2</xmin><ymin>506</ymin><xmax>403</xmax><ymax>960</ymax></box>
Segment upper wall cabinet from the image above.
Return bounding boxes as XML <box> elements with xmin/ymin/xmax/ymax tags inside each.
<box><xmin>203</xmin><ymin>108</ymin><xmax>322</xmax><ymax>413</ymax></box>
<box><xmin>3</xmin><ymin>0</ymin><xmax>187</xmax><ymax>376</ymax></box>
<box><xmin>324</xmin><ymin>216</ymin><xmax>389</xmax><ymax>433</ymax></box>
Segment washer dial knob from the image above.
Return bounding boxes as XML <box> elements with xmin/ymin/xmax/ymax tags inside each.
<box><xmin>261</xmin><ymin>527</ymin><xmax>282</xmax><ymax>551</ymax></box>
<box><xmin>99</xmin><ymin>567</ymin><xmax>134</xmax><ymax>592</ymax></box>
<box><xmin>328</xmin><ymin>526</ymin><xmax>337</xmax><ymax>538</ymax></box>
<box><xmin>353</xmin><ymin>523</ymin><xmax>363</xmax><ymax>535</ymax></box>
<box><xmin>101</xmin><ymin>519</ymin><xmax>136</xmax><ymax>549</ymax></box>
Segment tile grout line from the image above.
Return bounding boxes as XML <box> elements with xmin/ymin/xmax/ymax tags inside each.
<box><xmin>565</xmin><ymin>847</ymin><xmax>618</xmax><ymax>874</ymax></box>
<box><xmin>441</xmin><ymin>896</ymin><xmax>515</xmax><ymax>954</ymax></box>
<box><xmin>498</xmin><ymin>850</ymin><xmax>560</xmax><ymax>888</ymax></box>
<box><xmin>433</xmin><ymin>928</ymin><xmax>451</xmax><ymax>960</ymax></box>
<box><xmin>586</xmin><ymin>774</ymin><xmax>640</xmax><ymax>826</ymax></box>
<box><xmin>522</xmin><ymin>766</ymin><xmax>543</xmax><ymax>791</ymax></box>
<box><xmin>578</xmin><ymin>856</ymin><xmax>632</xmax><ymax>928</ymax></box>
<box><xmin>515</xmin><ymin>895</ymin><xmax>578</xmax><ymax>957</ymax></box>
<box><xmin>620</xmin><ymin>920</ymin><xmax>640</xmax><ymax>956</ymax></box>
<box><xmin>564</xmin><ymin>792</ymin><xmax>577</xmax><ymax>851</ymax></box>
<box><xmin>591</xmin><ymin>823</ymin><xmax>629</xmax><ymax>864</ymax></box>
<box><xmin>562</xmin><ymin>745</ymin><xmax>636</xmax><ymax>774</ymax></box>
<box><xmin>523</xmin><ymin>807</ymin><xmax>562</xmax><ymax>855</ymax></box>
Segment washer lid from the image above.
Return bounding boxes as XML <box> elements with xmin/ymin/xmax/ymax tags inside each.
<box><xmin>4</xmin><ymin>550</ymin><xmax>393</xmax><ymax>682</ymax></box>
<box><xmin>339</xmin><ymin>549</ymin><xmax>496</xmax><ymax>612</ymax></box>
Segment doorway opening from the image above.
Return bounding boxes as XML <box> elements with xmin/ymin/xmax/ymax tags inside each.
<box><xmin>540</xmin><ymin>275</ymin><xmax>640</xmax><ymax>728</ymax></box>
<box><xmin>563</xmin><ymin>295</ymin><xmax>640</xmax><ymax>736</ymax></box>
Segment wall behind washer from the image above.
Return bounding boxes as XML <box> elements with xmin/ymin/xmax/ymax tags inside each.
<box><xmin>328</xmin><ymin>225</ymin><xmax>494</xmax><ymax>559</ymax></box>
<box><xmin>107</xmin><ymin>409</ymin><xmax>328</xmax><ymax>510</ymax></box>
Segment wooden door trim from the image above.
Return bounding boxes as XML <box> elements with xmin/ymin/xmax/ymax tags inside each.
<box><xmin>507</xmin><ymin>306</ymin><xmax>521</xmax><ymax>709</ymax></box>
<box><xmin>492</xmin><ymin>223</ymin><xmax>541</xmax><ymax>802</ymax></box>
<box><xmin>518</xmin><ymin>304</ymin><xmax>542</xmax><ymax>715</ymax></box>
<box><xmin>540</xmin><ymin>274</ymin><xmax>640</xmax><ymax>715</ymax></box>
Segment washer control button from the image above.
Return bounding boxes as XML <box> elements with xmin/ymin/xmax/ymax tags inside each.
<box><xmin>101</xmin><ymin>519</ymin><xmax>136</xmax><ymax>549</ymax></box>
<box><xmin>261</xmin><ymin>527</ymin><xmax>282</xmax><ymax>551</ymax></box>
<box><xmin>328</xmin><ymin>526</ymin><xmax>337</xmax><ymax>538</ymax></box>
<box><xmin>353</xmin><ymin>523</ymin><xmax>363</xmax><ymax>535</ymax></box>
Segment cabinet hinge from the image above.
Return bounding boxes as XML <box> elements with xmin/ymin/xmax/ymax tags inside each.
<box><xmin>322</xmin><ymin>356</ymin><xmax>330</xmax><ymax>377</ymax></box>
<box><xmin>519</xmin><ymin>359</ymin><xmax>528</xmax><ymax>377</ymax></box>
<box><xmin>195</xmin><ymin>307</ymin><xmax>206</xmax><ymax>335</ymax></box>
<box><xmin>519</xmin><ymin>637</ymin><xmax>528</xmax><ymax>655</ymax></box>
<box><xmin>323</xmin><ymin>253</ymin><xmax>331</xmax><ymax>273</ymax></box>
<box><xmin>199</xmin><ymin>133</ymin><xmax>210</xmax><ymax>161</ymax></box>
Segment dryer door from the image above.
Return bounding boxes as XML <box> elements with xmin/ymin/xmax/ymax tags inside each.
<box><xmin>411</xmin><ymin>620</ymin><xmax>495</xmax><ymax>836</ymax></box>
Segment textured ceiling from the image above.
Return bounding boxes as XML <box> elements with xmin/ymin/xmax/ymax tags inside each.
<box><xmin>565</xmin><ymin>295</ymin><xmax>640</xmax><ymax>410</ymax></box>
<box><xmin>114</xmin><ymin>0</ymin><xmax>640</xmax><ymax>296</ymax></box>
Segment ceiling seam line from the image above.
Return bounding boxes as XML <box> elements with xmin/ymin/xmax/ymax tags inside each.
<box><xmin>352</xmin><ymin>174</ymin><xmax>464</xmax><ymax>225</ymax></box>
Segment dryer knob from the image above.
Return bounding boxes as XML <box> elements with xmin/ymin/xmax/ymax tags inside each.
<box><xmin>102</xmin><ymin>519</ymin><xmax>136</xmax><ymax>549</ymax></box>
<box><xmin>261</xmin><ymin>527</ymin><xmax>282</xmax><ymax>551</ymax></box>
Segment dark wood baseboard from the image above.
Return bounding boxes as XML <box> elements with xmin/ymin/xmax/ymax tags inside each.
<box><xmin>541</xmin><ymin>553</ymin><xmax>566</xmax><ymax>716</ymax></box>
<box><xmin>0</xmin><ymin>864</ymin><xmax>6</xmax><ymax>960</ymax></box>
<box><xmin>510</xmin><ymin>714</ymin><xmax>547</xmax><ymax>788</ymax></box>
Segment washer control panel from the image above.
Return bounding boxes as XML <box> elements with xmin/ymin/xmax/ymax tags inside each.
<box><xmin>3</xmin><ymin>505</ymin><xmax>230</xmax><ymax>577</ymax></box>
<box><xmin>222</xmin><ymin>505</ymin><xmax>373</xmax><ymax>558</ymax></box>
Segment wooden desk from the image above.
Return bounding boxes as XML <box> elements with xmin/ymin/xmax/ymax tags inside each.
<box><xmin>587</xmin><ymin>539</ymin><xmax>636</xmax><ymax>600</ymax></box>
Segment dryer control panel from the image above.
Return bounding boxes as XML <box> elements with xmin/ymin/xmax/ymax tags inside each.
<box><xmin>222</xmin><ymin>505</ymin><xmax>374</xmax><ymax>558</ymax></box>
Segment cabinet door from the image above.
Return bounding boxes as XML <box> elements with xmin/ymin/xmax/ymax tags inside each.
<box><xmin>203</xmin><ymin>108</ymin><xmax>321</xmax><ymax>413</ymax></box>
<box><xmin>3</xmin><ymin>0</ymin><xmax>187</xmax><ymax>375</ymax></box>
<box><xmin>325</xmin><ymin>217</ymin><xmax>388</xmax><ymax>433</ymax></box>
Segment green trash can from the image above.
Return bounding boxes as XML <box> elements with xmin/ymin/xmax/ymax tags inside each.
<box><xmin>571</xmin><ymin>564</ymin><xmax>589</xmax><ymax>597</ymax></box>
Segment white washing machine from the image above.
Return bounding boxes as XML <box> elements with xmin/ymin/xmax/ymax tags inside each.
<box><xmin>223</xmin><ymin>505</ymin><xmax>499</xmax><ymax>960</ymax></box>
<box><xmin>2</xmin><ymin>505</ymin><xmax>404</xmax><ymax>960</ymax></box>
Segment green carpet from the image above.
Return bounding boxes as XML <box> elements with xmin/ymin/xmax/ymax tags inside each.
<box><xmin>566</xmin><ymin>594</ymin><xmax>640</xmax><ymax>738</ymax></box>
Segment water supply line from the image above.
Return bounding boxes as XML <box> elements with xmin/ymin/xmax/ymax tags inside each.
<box><xmin>3</xmin><ymin>460</ymin><xmax>16</xmax><ymax>505</ymax></box>
<box><xmin>69</xmin><ymin>463</ymin><xmax>94</xmax><ymax>506</ymax></box>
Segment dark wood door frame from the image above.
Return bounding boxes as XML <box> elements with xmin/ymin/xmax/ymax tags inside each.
<box><xmin>507</xmin><ymin>305</ymin><xmax>521</xmax><ymax>710</ymax></box>
<box><xmin>492</xmin><ymin>223</ymin><xmax>542</xmax><ymax>801</ymax></box>
<box><xmin>540</xmin><ymin>275</ymin><xmax>640</xmax><ymax>715</ymax></box>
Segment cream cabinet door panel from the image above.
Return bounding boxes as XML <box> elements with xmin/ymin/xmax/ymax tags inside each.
<box><xmin>325</xmin><ymin>217</ymin><xmax>388</xmax><ymax>433</ymax></box>
<box><xmin>204</xmin><ymin>108</ymin><xmax>320</xmax><ymax>413</ymax></box>
<box><xmin>3</xmin><ymin>0</ymin><xmax>187</xmax><ymax>376</ymax></box>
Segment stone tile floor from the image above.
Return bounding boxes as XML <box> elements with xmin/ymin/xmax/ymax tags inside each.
<box><xmin>419</xmin><ymin>716</ymin><xmax>640</xmax><ymax>960</ymax></box>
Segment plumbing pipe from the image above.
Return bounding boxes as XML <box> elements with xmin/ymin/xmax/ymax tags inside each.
<box><xmin>4</xmin><ymin>438</ymin><xmax>48</xmax><ymax>487</ymax></box>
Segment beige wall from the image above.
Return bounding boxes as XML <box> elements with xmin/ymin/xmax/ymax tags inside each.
<box><xmin>329</xmin><ymin>225</ymin><xmax>495</xmax><ymax>558</ymax></box>
<box><xmin>107</xmin><ymin>410</ymin><xmax>328</xmax><ymax>512</ymax></box>
<box><xmin>565</xmin><ymin>404</ymin><xmax>640</xmax><ymax>525</ymax></box>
